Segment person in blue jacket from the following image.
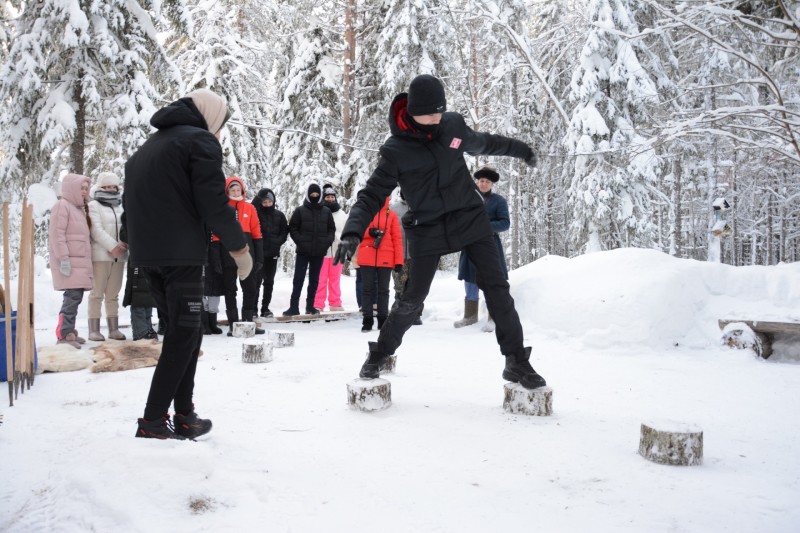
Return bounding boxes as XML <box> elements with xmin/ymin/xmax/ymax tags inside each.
<box><xmin>454</xmin><ymin>166</ymin><xmax>509</xmax><ymax>330</ymax></box>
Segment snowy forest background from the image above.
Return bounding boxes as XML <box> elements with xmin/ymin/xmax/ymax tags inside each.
<box><xmin>0</xmin><ymin>0</ymin><xmax>798</xmax><ymax>271</ymax></box>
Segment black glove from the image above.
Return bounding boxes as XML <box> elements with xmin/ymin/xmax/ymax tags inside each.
<box><xmin>394</xmin><ymin>264</ymin><xmax>403</xmax><ymax>273</ymax></box>
<box><xmin>254</xmin><ymin>262</ymin><xmax>263</xmax><ymax>274</ymax></box>
<box><xmin>333</xmin><ymin>234</ymin><xmax>360</xmax><ymax>266</ymax></box>
<box><xmin>524</xmin><ymin>146</ymin><xmax>537</xmax><ymax>168</ymax></box>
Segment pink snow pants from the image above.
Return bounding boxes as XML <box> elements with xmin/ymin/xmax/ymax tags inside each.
<box><xmin>313</xmin><ymin>257</ymin><xmax>343</xmax><ymax>309</ymax></box>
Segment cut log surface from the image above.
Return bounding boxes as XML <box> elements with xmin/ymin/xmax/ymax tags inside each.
<box><xmin>502</xmin><ymin>384</ymin><xmax>553</xmax><ymax>416</ymax></box>
<box><xmin>232</xmin><ymin>322</ymin><xmax>256</xmax><ymax>338</ymax></box>
<box><xmin>347</xmin><ymin>378</ymin><xmax>391</xmax><ymax>412</ymax></box>
<box><xmin>639</xmin><ymin>421</ymin><xmax>703</xmax><ymax>466</ymax></box>
<box><xmin>268</xmin><ymin>330</ymin><xmax>295</xmax><ymax>348</ymax></box>
<box><xmin>718</xmin><ymin>319</ymin><xmax>800</xmax><ymax>335</ymax></box>
<box><xmin>720</xmin><ymin>321</ymin><xmax>773</xmax><ymax>358</ymax></box>
<box><xmin>242</xmin><ymin>340</ymin><xmax>273</xmax><ymax>364</ymax></box>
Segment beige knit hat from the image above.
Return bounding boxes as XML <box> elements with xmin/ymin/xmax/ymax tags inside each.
<box><xmin>186</xmin><ymin>88</ymin><xmax>229</xmax><ymax>133</ymax></box>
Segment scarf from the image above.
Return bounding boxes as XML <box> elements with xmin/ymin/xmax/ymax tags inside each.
<box><xmin>94</xmin><ymin>190</ymin><xmax>121</xmax><ymax>207</ymax></box>
<box><xmin>324</xmin><ymin>200</ymin><xmax>341</xmax><ymax>213</ymax></box>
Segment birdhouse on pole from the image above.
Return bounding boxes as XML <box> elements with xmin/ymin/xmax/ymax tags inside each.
<box><xmin>711</xmin><ymin>197</ymin><xmax>732</xmax><ymax>237</ymax></box>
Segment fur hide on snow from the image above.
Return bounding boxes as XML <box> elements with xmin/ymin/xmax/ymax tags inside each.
<box><xmin>37</xmin><ymin>344</ymin><xmax>95</xmax><ymax>373</ymax></box>
<box><xmin>90</xmin><ymin>339</ymin><xmax>163</xmax><ymax>373</ymax></box>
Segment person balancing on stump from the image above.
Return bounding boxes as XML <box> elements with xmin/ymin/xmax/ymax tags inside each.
<box><xmin>334</xmin><ymin>74</ymin><xmax>546</xmax><ymax>390</ymax></box>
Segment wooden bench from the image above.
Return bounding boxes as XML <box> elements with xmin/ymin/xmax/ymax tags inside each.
<box><xmin>718</xmin><ymin>319</ymin><xmax>800</xmax><ymax>359</ymax></box>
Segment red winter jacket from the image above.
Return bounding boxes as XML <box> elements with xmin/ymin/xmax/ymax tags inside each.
<box><xmin>357</xmin><ymin>198</ymin><xmax>403</xmax><ymax>269</ymax></box>
<box><xmin>212</xmin><ymin>177</ymin><xmax>263</xmax><ymax>264</ymax></box>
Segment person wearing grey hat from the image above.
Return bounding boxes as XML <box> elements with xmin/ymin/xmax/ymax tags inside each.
<box><xmin>334</xmin><ymin>73</ymin><xmax>545</xmax><ymax>391</ymax></box>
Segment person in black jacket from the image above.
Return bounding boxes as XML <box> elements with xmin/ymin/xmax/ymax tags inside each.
<box><xmin>252</xmin><ymin>188</ymin><xmax>289</xmax><ymax>318</ymax></box>
<box><xmin>334</xmin><ymin>74</ymin><xmax>546</xmax><ymax>390</ymax></box>
<box><xmin>284</xmin><ymin>184</ymin><xmax>335</xmax><ymax>316</ymax></box>
<box><xmin>124</xmin><ymin>88</ymin><xmax>252</xmax><ymax>440</ymax></box>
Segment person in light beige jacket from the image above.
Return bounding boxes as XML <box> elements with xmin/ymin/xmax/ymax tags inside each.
<box><xmin>87</xmin><ymin>172</ymin><xmax>128</xmax><ymax>341</ymax></box>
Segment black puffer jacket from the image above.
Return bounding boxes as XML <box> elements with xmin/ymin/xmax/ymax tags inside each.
<box><xmin>252</xmin><ymin>188</ymin><xmax>289</xmax><ymax>258</ymax></box>
<box><xmin>288</xmin><ymin>187</ymin><xmax>335</xmax><ymax>257</ymax></box>
<box><xmin>341</xmin><ymin>93</ymin><xmax>532</xmax><ymax>257</ymax></box>
<box><xmin>123</xmin><ymin>98</ymin><xmax>245</xmax><ymax>266</ymax></box>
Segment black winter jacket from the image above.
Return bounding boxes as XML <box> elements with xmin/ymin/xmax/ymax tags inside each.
<box><xmin>288</xmin><ymin>200</ymin><xmax>335</xmax><ymax>257</ymax></box>
<box><xmin>252</xmin><ymin>191</ymin><xmax>289</xmax><ymax>258</ymax></box>
<box><xmin>341</xmin><ymin>93</ymin><xmax>532</xmax><ymax>257</ymax></box>
<box><xmin>123</xmin><ymin>98</ymin><xmax>245</xmax><ymax>266</ymax></box>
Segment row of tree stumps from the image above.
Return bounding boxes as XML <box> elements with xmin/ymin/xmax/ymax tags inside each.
<box><xmin>3</xmin><ymin>201</ymin><xmax>37</xmax><ymax>407</ymax></box>
<box><xmin>346</xmin><ymin>360</ymin><xmax>703</xmax><ymax>467</ymax></box>
<box><xmin>234</xmin><ymin>322</ymin><xmax>295</xmax><ymax>363</ymax></box>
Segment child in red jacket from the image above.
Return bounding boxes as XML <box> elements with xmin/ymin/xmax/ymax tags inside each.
<box><xmin>358</xmin><ymin>198</ymin><xmax>403</xmax><ymax>332</ymax></box>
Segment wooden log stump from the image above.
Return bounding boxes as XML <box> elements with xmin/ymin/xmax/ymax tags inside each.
<box><xmin>502</xmin><ymin>383</ymin><xmax>553</xmax><ymax>416</ymax></box>
<box><xmin>347</xmin><ymin>378</ymin><xmax>391</xmax><ymax>412</ymax></box>
<box><xmin>232</xmin><ymin>321</ymin><xmax>256</xmax><ymax>338</ymax></box>
<box><xmin>268</xmin><ymin>330</ymin><xmax>295</xmax><ymax>348</ymax></box>
<box><xmin>720</xmin><ymin>321</ymin><xmax>772</xmax><ymax>358</ymax></box>
<box><xmin>242</xmin><ymin>340</ymin><xmax>273</xmax><ymax>364</ymax></box>
<box><xmin>639</xmin><ymin>422</ymin><xmax>703</xmax><ymax>466</ymax></box>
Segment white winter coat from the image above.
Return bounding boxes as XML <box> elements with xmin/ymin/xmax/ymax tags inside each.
<box><xmin>88</xmin><ymin>197</ymin><xmax>128</xmax><ymax>262</ymax></box>
<box><xmin>324</xmin><ymin>208</ymin><xmax>349</xmax><ymax>258</ymax></box>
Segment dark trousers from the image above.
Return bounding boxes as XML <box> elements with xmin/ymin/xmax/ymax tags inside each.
<box><xmin>223</xmin><ymin>263</ymin><xmax>258</xmax><ymax>320</ymax></box>
<box><xmin>355</xmin><ymin>268</ymin><xmax>378</xmax><ymax>309</ymax></box>
<box><xmin>377</xmin><ymin>234</ymin><xmax>523</xmax><ymax>356</ymax></box>
<box><xmin>257</xmin><ymin>256</ymin><xmax>279</xmax><ymax>314</ymax></box>
<box><xmin>289</xmin><ymin>253</ymin><xmax>323</xmax><ymax>310</ymax></box>
<box><xmin>57</xmin><ymin>288</ymin><xmax>85</xmax><ymax>339</ymax></box>
<box><xmin>361</xmin><ymin>266</ymin><xmax>392</xmax><ymax>319</ymax></box>
<box><xmin>142</xmin><ymin>265</ymin><xmax>204</xmax><ymax>420</ymax></box>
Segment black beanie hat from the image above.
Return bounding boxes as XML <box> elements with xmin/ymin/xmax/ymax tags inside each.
<box><xmin>474</xmin><ymin>166</ymin><xmax>500</xmax><ymax>183</ymax></box>
<box><xmin>257</xmin><ymin>188</ymin><xmax>275</xmax><ymax>203</ymax></box>
<box><xmin>407</xmin><ymin>74</ymin><xmax>446</xmax><ymax>116</ymax></box>
<box><xmin>307</xmin><ymin>183</ymin><xmax>322</xmax><ymax>203</ymax></box>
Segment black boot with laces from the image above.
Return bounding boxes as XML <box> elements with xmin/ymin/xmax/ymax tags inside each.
<box><xmin>174</xmin><ymin>410</ymin><xmax>212</xmax><ymax>439</ymax></box>
<box><xmin>135</xmin><ymin>415</ymin><xmax>187</xmax><ymax>440</ymax></box>
<box><xmin>359</xmin><ymin>341</ymin><xmax>390</xmax><ymax>379</ymax></box>
<box><xmin>502</xmin><ymin>347</ymin><xmax>547</xmax><ymax>390</ymax></box>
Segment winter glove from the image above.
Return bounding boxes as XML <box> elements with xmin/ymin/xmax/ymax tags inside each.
<box><xmin>229</xmin><ymin>245</ymin><xmax>253</xmax><ymax>281</ymax></box>
<box><xmin>59</xmin><ymin>258</ymin><xmax>72</xmax><ymax>277</ymax></box>
<box><xmin>394</xmin><ymin>264</ymin><xmax>403</xmax><ymax>273</ymax></box>
<box><xmin>333</xmin><ymin>234</ymin><xmax>360</xmax><ymax>266</ymax></box>
<box><xmin>524</xmin><ymin>145</ymin><xmax>538</xmax><ymax>168</ymax></box>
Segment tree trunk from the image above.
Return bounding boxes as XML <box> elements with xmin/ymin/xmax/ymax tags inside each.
<box><xmin>71</xmin><ymin>74</ymin><xmax>86</xmax><ymax>175</ymax></box>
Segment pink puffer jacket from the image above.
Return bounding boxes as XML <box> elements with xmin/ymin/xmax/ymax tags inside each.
<box><xmin>49</xmin><ymin>174</ymin><xmax>93</xmax><ymax>290</ymax></box>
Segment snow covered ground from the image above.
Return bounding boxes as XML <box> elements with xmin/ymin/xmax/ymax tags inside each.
<box><xmin>1</xmin><ymin>248</ymin><xmax>799</xmax><ymax>532</ymax></box>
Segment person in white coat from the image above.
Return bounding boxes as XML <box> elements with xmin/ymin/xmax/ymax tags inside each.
<box><xmin>313</xmin><ymin>184</ymin><xmax>349</xmax><ymax>311</ymax></box>
<box><xmin>87</xmin><ymin>172</ymin><xmax>128</xmax><ymax>341</ymax></box>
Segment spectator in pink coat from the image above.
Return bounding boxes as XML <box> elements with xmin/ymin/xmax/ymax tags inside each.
<box><xmin>49</xmin><ymin>173</ymin><xmax>93</xmax><ymax>348</ymax></box>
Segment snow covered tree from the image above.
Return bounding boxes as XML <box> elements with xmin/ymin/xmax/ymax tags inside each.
<box><xmin>564</xmin><ymin>0</ymin><xmax>662</xmax><ymax>253</ymax></box>
<box><xmin>0</xmin><ymin>0</ymin><xmax>185</xmax><ymax>197</ymax></box>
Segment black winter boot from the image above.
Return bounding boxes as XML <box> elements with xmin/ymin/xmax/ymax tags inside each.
<box><xmin>306</xmin><ymin>307</ymin><xmax>320</xmax><ymax>315</ymax></box>
<box><xmin>361</xmin><ymin>316</ymin><xmax>374</xmax><ymax>332</ymax></box>
<box><xmin>208</xmin><ymin>313</ymin><xmax>223</xmax><ymax>334</ymax></box>
<box><xmin>174</xmin><ymin>410</ymin><xmax>212</xmax><ymax>439</ymax></box>
<box><xmin>359</xmin><ymin>341</ymin><xmax>390</xmax><ymax>379</ymax></box>
<box><xmin>502</xmin><ymin>347</ymin><xmax>547</xmax><ymax>390</ymax></box>
<box><xmin>201</xmin><ymin>310</ymin><xmax>213</xmax><ymax>335</ymax></box>
<box><xmin>283</xmin><ymin>304</ymin><xmax>300</xmax><ymax>317</ymax></box>
<box><xmin>135</xmin><ymin>415</ymin><xmax>187</xmax><ymax>440</ymax></box>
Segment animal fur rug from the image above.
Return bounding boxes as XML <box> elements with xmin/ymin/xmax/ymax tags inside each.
<box><xmin>90</xmin><ymin>339</ymin><xmax>163</xmax><ymax>373</ymax></box>
<box><xmin>37</xmin><ymin>344</ymin><xmax>95</xmax><ymax>373</ymax></box>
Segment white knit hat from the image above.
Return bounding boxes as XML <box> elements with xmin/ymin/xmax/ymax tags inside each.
<box><xmin>96</xmin><ymin>172</ymin><xmax>120</xmax><ymax>188</ymax></box>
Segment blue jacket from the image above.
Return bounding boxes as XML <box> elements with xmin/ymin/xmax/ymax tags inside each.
<box><xmin>458</xmin><ymin>191</ymin><xmax>509</xmax><ymax>282</ymax></box>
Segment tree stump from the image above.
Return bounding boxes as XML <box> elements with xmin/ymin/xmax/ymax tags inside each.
<box><xmin>639</xmin><ymin>422</ymin><xmax>703</xmax><ymax>466</ymax></box>
<box><xmin>232</xmin><ymin>321</ymin><xmax>256</xmax><ymax>338</ymax></box>
<box><xmin>720</xmin><ymin>322</ymin><xmax>772</xmax><ymax>358</ymax></box>
<box><xmin>347</xmin><ymin>378</ymin><xmax>391</xmax><ymax>412</ymax></box>
<box><xmin>502</xmin><ymin>383</ymin><xmax>553</xmax><ymax>416</ymax></box>
<box><xmin>242</xmin><ymin>340</ymin><xmax>273</xmax><ymax>364</ymax></box>
<box><xmin>268</xmin><ymin>330</ymin><xmax>294</xmax><ymax>348</ymax></box>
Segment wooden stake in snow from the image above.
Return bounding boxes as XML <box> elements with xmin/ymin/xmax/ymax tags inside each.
<box><xmin>268</xmin><ymin>330</ymin><xmax>294</xmax><ymax>348</ymax></box>
<box><xmin>502</xmin><ymin>383</ymin><xmax>553</xmax><ymax>416</ymax></box>
<box><xmin>347</xmin><ymin>378</ymin><xmax>391</xmax><ymax>412</ymax></box>
<box><xmin>242</xmin><ymin>340</ymin><xmax>273</xmax><ymax>364</ymax></box>
<box><xmin>232</xmin><ymin>321</ymin><xmax>256</xmax><ymax>338</ymax></box>
<box><xmin>639</xmin><ymin>422</ymin><xmax>703</xmax><ymax>466</ymax></box>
